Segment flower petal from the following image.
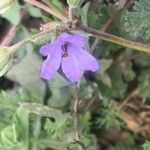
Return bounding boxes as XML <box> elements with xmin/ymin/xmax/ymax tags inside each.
<box><xmin>69</xmin><ymin>45</ymin><xmax>99</xmax><ymax>72</ymax></box>
<box><xmin>69</xmin><ymin>32</ymin><xmax>85</xmax><ymax>48</ymax></box>
<box><xmin>40</xmin><ymin>39</ymin><xmax>63</xmax><ymax>56</ymax></box>
<box><xmin>57</xmin><ymin>32</ymin><xmax>85</xmax><ymax>48</ymax></box>
<box><xmin>40</xmin><ymin>43</ymin><xmax>53</xmax><ymax>56</ymax></box>
<box><xmin>40</xmin><ymin>49</ymin><xmax>61</xmax><ymax>80</ymax></box>
<box><xmin>61</xmin><ymin>54</ymin><xmax>81</xmax><ymax>82</ymax></box>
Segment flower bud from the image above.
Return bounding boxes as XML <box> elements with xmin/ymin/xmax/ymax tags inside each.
<box><xmin>0</xmin><ymin>46</ymin><xmax>13</xmax><ymax>77</ymax></box>
<box><xmin>0</xmin><ymin>0</ymin><xmax>14</xmax><ymax>14</ymax></box>
<box><xmin>67</xmin><ymin>0</ymin><xmax>84</xmax><ymax>8</ymax></box>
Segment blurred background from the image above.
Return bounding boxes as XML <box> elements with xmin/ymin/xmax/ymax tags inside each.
<box><xmin>0</xmin><ymin>0</ymin><xmax>150</xmax><ymax>149</ymax></box>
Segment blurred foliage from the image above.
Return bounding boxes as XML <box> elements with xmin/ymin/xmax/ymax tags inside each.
<box><xmin>0</xmin><ymin>0</ymin><xmax>150</xmax><ymax>150</ymax></box>
<box><xmin>119</xmin><ymin>0</ymin><xmax>150</xmax><ymax>42</ymax></box>
<box><xmin>142</xmin><ymin>140</ymin><xmax>150</xmax><ymax>150</ymax></box>
<box><xmin>96</xmin><ymin>100</ymin><xmax>123</xmax><ymax>130</ymax></box>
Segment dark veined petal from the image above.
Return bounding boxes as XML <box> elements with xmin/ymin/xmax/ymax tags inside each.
<box><xmin>57</xmin><ymin>32</ymin><xmax>85</xmax><ymax>48</ymax></box>
<box><xmin>61</xmin><ymin>53</ymin><xmax>81</xmax><ymax>82</ymax></box>
<box><xmin>40</xmin><ymin>48</ymin><xmax>61</xmax><ymax>80</ymax></box>
<box><xmin>69</xmin><ymin>45</ymin><xmax>99</xmax><ymax>72</ymax></box>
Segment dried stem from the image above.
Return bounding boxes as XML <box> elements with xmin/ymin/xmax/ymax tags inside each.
<box><xmin>72</xmin><ymin>84</ymin><xmax>83</xmax><ymax>150</ymax></box>
<box><xmin>23</xmin><ymin>0</ymin><xmax>68</xmax><ymax>21</ymax></box>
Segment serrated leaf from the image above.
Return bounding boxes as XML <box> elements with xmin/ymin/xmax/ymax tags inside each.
<box><xmin>119</xmin><ymin>0</ymin><xmax>150</xmax><ymax>41</ymax></box>
<box><xmin>1</xmin><ymin>124</ymin><xmax>18</xmax><ymax>147</ymax></box>
<box><xmin>15</xmin><ymin>107</ymin><xmax>29</xmax><ymax>149</ymax></box>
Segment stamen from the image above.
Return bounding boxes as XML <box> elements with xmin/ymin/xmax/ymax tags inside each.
<box><xmin>61</xmin><ymin>42</ymin><xmax>69</xmax><ymax>58</ymax></box>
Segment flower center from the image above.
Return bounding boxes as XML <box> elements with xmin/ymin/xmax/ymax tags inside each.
<box><xmin>61</xmin><ymin>42</ymin><xmax>69</xmax><ymax>58</ymax></box>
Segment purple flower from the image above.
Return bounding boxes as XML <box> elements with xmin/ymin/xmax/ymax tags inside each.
<box><xmin>40</xmin><ymin>32</ymin><xmax>99</xmax><ymax>82</ymax></box>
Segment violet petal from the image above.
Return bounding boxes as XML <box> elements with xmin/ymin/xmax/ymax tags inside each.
<box><xmin>40</xmin><ymin>43</ymin><xmax>53</xmax><ymax>56</ymax></box>
<box><xmin>57</xmin><ymin>32</ymin><xmax>85</xmax><ymax>48</ymax></box>
<box><xmin>69</xmin><ymin>45</ymin><xmax>99</xmax><ymax>72</ymax></box>
<box><xmin>41</xmin><ymin>49</ymin><xmax>61</xmax><ymax>80</ymax></box>
<box><xmin>61</xmin><ymin>53</ymin><xmax>81</xmax><ymax>82</ymax></box>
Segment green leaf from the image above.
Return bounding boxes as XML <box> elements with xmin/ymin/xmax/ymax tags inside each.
<box><xmin>33</xmin><ymin>139</ymin><xmax>67</xmax><ymax>150</ymax></box>
<box><xmin>25</xmin><ymin>4</ymin><xmax>42</xmax><ymax>18</ymax></box>
<box><xmin>134</xmin><ymin>54</ymin><xmax>150</xmax><ymax>67</ymax></box>
<box><xmin>142</xmin><ymin>140</ymin><xmax>150</xmax><ymax>150</ymax></box>
<box><xmin>6</xmin><ymin>51</ymin><xmax>46</xmax><ymax>101</ymax></box>
<box><xmin>12</xmin><ymin>26</ymin><xmax>32</xmax><ymax>59</ymax></box>
<box><xmin>1</xmin><ymin>125</ymin><xmax>17</xmax><ymax>147</ymax></box>
<box><xmin>48</xmin><ymin>73</ymin><xmax>72</xmax><ymax>108</ymax></box>
<box><xmin>0</xmin><ymin>0</ymin><xmax>15</xmax><ymax>14</ymax></box>
<box><xmin>138</xmin><ymin>68</ymin><xmax>150</xmax><ymax>99</ymax></box>
<box><xmin>19</xmin><ymin>102</ymin><xmax>71</xmax><ymax>122</ymax></box>
<box><xmin>96</xmin><ymin>59</ymin><xmax>112</xmax><ymax>87</ymax></box>
<box><xmin>15</xmin><ymin>107</ymin><xmax>29</xmax><ymax>150</ymax></box>
<box><xmin>50</xmin><ymin>0</ymin><xmax>64</xmax><ymax>10</ymax></box>
<box><xmin>1</xmin><ymin>0</ymin><xmax>21</xmax><ymax>25</ymax></box>
<box><xmin>120</xmin><ymin>59</ymin><xmax>135</xmax><ymax>82</ymax></box>
<box><xmin>108</xmin><ymin>64</ymin><xmax>127</xmax><ymax>98</ymax></box>
<box><xmin>81</xmin><ymin>2</ymin><xmax>90</xmax><ymax>25</ymax></box>
<box><xmin>119</xmin><ymin>0</ymin><xmax>150</xmax><ymax>42</ymax></box>
<box><xmin>0</xmin><ymin>91</ymin><xmax>17</xmax><ymax>110</ymax></box>
<box><xmin>79</xmin><ymin>79</ymin><xmax>93</xmax><ymax>100</ymax></box>
<box><xmin>96</xmin><ymin>101</ymin><xmax>123</xmax><ymax>129</ymax></box>
<box><xmin>50</xmin><ymin>73</ymin><xmax>69</xmax><ymax>88</ymax></box>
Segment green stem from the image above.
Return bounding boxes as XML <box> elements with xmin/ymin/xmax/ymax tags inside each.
<box><xmin>80</xmin><ymin>25</ymin><xmax>150</xmax><ymax>53</ymax></box>
<box><xmin>9</xmin><ymin>29</ymin><xmax>53</xmax><ymax>54</ymax></box>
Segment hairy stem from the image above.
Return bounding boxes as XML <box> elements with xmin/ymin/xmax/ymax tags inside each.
<box><xmin>9</xmin><ymin>28</ymin><xmax>54</xmax><ymax>54</ymax></box>
<box><xmin>23</xmin><ymin>0</ymin><xmax>68</xmax><ymax>21</ymax></box>
<box><xmin>80</xmin><ymin>25</ymin><xmax>150</xmax><ymax>53</ymax></box>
